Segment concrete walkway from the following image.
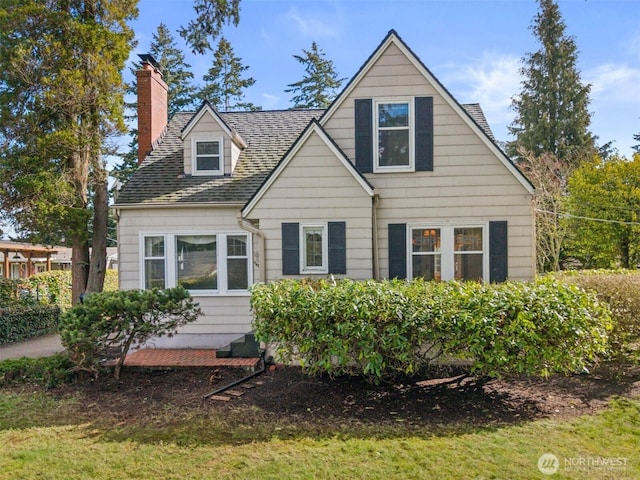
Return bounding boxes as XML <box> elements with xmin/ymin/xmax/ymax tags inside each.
<box><xmin>0</xmin><ymin>334</ymin><xmax>65</xmax><ymax>361</ymax></box>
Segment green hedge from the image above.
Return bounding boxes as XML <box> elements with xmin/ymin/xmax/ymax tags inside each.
<box><xmin>554</xmin><ymin>270</ymin><xmax>640</xmax><ymax>360</ymax></box>
<box><xmin>24</xmin><ymin>270</ymin><xmax>119</xmax><ymax>311</ymax></box>
<box><xmin>0</xmin><ymin>305</ymin><xmax>61</xmax><ymax>345</ymax></box>
<box><xmin>251</xmin><ymin>277</ymin><xmax>611</xmax><ymax>382</ymax></box>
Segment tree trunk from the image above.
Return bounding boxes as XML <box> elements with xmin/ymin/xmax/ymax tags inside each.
<box><xmin>86</xmin><ymin>159</ymin><xmax>108</xmax><ymax>293</ymax></box>
<box><xmin>71</xmin><ymin>236</ymin><xmax>90</xmax><ymax>306</ymax></box>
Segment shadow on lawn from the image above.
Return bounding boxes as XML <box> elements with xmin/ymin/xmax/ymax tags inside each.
<box><xmin>89</xmin><ymin>362</ymin><xmax>640</xmax><ymax>446</ymax></box>
<box><xmin>2</xmin><ymin>363</ymin><xmax>639</xmax><ymax>447</ymax></box>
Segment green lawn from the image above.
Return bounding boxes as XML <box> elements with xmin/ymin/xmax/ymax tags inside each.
<box><xmin>0</xmin><ymin>390</ymin><xmax>637</xmax><ymax>479</ymax></box>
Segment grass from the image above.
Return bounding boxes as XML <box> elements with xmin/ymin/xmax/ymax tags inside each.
<box><xmin>0</xmin><ymin>389</ymin><xmax>638</xmax><ymax>479</ymax></box>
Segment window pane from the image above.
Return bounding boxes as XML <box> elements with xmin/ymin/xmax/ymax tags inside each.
<box><xmin>455</xmin><ymin>253</ymin><xmax>483</xmax><ymax>281</ymax></box>
<box><xmin>197</xmin><ymin>141</ymin><xmax>219</xmax><ymax>155</ymax></box>
<box><xmin>455</xmin><ymin>228</ymin><xmax>483</xmax><ymax>251</ymax></box>
<box><xmin>144</xmin><ymin>259</ymin><xmax>165</xmax><ymax>289</ymax></box>
<box><xmin>412</xmin><ymin>229</ymin><xmax>440</xmax><ymax>252</ymax></box>
<box><xmin>144</xmin><ymin>236</ymin><xmax>164</xmax><ymax>257</ymax></box>
<box><xmin>176</xmin><ymin>235</ymin><xmax>217</xmax><ymax>290</ymax></box>
<box><xmin>227</xmin><ymin>235</ymin><xmax>247</xmax><ymax>257</ymax></box>
<box><xmin>412</xmin><ymin>254</ymin><xmax>441</xmax><ymax>281</ymax></box>
<box><xmin>227</xmin><ymin>258</ymin><xmax>248</xmax><ymax>290</ymax></box>
<box><xmin>379</xmin><ymin>103</ymin><xmax>409</xmax><ymax>127</ymax></box>
<box><xmin>305</xmin><ymin>229</ymin><xmax>324</xmax><ymax>268</ymax></box>
<box><xmin>378</xmin><ymin>130</ymin><xmax>409</xmax><ymax>166</ymax></box>
<box><xmin>196</xmin><ymin>156</ymin><xmax>219</xmax><ymax>171</ymax></box>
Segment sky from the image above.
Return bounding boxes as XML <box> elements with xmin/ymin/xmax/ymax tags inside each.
<box><xmin>129</xmin><ymin>0</ymin><xmax>640</xmax><ymax>157</ymax></box>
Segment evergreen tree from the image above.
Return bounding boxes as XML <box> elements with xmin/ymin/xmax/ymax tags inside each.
<box><xmin>632</xmin><ymin>129</ymin><xmax>640</xmax><ymax>154</ymax></box>
<box><xmin>114</xmin><ymin>23</ymin><xmax>197</xmax><ymax>185</ymax></box>
<box><xmin>180</xmin><ymin>0</ymin><xmax>240</xmax><ymax>54</ymax></box>
<box><xmin>150</xmin><ymin>24</ymin><xmax>198</xmax><ymax>117</ymax></box>
<box><xmin>0</xmin><ymin>0</ymin><xmax>136</xmax><ymax>300</ymax></box>
<box><xmin>198</xmin><ymin>36</ymin><xmax>259</xmax><ymax>111</ymax></box>
<box><xmin>285</xmin><ymin>41</ymin><xmax>345</xmax><ymax>109</ymax></box>
<box><xmin>507</xmin><ymin>0</ymin><xmax>594</xmax><ymax>167</ymax></box>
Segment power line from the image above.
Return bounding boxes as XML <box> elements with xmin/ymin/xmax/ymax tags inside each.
<box><xmin>535</xmin><ymin>208</ymin><xmax>640</xmax><ymax>226</ymax></box>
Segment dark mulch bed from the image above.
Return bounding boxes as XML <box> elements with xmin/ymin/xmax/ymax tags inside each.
<box><xmin>34</xmin><ymin>361</ymin><xmax>640</xmax><ymax>429</ymax></box>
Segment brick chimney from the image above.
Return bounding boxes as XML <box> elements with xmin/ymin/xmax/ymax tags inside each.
<box><xmin>136</xmin><ymin>54</ymin><xmax>168</xmax><ymax>165</ymax></box>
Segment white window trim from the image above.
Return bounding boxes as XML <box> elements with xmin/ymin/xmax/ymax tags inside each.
<box><xmin>373</xmin><ymin>98</ymin><xmax>414</xmax><ymax>173</ymax></box>
<box><xmin>140</xmin><ymin>231</ymin><xmax>252</xmax><ymax>296</ymax></box>
<box><xmin>300</xmin><ymin>223</ymin><xmax>328</xmax><ymax>274</ymax></box>
<box><xmin>407</xmin><ymin>223</ymin><xmax>489</xmax><ymax>282</ymax></box>
<box><xmin>191</xmin><ymin>137</ymin><xmax>223</xmax><ymax>176</ymax></box>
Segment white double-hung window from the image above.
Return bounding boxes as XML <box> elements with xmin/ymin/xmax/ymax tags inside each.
<box><xmin>192</xmin><ymin>137</ymin><xmax>223</xmax><ymax>175</ymax></box>
<box><xmin>141</xmin><ymin>232</ymin><xmax>251</xmax><ymax>294</ymax></box>
<box><xmin>375</xmin><ymin>100</ymin><xmax>413</xmax><ymax>172</ymax></box>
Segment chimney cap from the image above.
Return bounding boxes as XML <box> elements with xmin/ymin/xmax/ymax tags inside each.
<box><xmin>138</xmin><ymin>53</ymin><xmax>160</xmax><ymax>70</ymax></box>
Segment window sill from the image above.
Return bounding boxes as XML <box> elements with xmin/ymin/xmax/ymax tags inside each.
<box><xmin>188</xmin><ymin>290</ymin><xmax>251</xmax><ymax>297</ymax></box>
<box><xmin>373</xmin><ymin>166</ymin><xmax>414</xmax><ymax>173</ymax></box>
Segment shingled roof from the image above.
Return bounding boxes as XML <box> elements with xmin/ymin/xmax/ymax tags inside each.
<box><xmin>115</xmin><ymin>104</ymin><xmax>494</xmax><ymax>206</ymax></box>
<box><xmin>115</xmin><ymin>109</ymin><xmax>322</xmax><ymax>205</ymax></box>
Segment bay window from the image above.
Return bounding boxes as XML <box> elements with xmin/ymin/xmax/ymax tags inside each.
<box><xmin>141</xmin><ymin>232</ymin><xmax>250</xmax><ymax>294</ymax></box>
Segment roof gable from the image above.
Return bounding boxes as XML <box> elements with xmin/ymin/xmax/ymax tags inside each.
<box><xmin>242</xmin><ymin>119</ymin><xmax>374</xmax><ymax>217</ymax></box>
<box><xmin>320</xmin><ymin>29</ymin><xmax>534</xmax><ymax>194</ymax></box>
<box><xmin>181</xmin><ymin>101</ymin><xmax>247</xmax><ymax>148</ymax></box>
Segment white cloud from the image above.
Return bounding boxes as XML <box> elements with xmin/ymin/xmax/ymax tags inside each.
<box><xmin>441</xmin><ymin>53</ymin><xmax>522</xmax><ymax>125</ymax></box>
<box><xmin>285</xmin><ymin>8</ymin><xmax>340</xmax><ymax>38</ymax></box>
<box><xmin>261</xmin><ymin>93</ymin><xmax>281</xmax><ymax>110</ymax></box>
<box><xmin>586</xmin><ymin>63</ymin><xmax>640</xmax><ymax>104</ymax></box>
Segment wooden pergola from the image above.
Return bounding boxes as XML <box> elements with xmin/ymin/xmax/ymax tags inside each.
<box><xmin>0</xmin><ymin>241</ymin><xmax>58</xmax><ymax>279</ymax></box>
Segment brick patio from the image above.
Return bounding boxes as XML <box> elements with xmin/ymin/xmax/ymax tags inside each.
<box><xmin>109</xmin><ymin>349</ymin><xmax>260</xmax><ymax>368</ymax></box>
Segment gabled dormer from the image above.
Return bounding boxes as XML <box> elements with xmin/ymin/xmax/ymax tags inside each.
<box><xmin>180</xmin><ymin>101</ymin><xmax>248</xmax><ymax>177</ymax></box>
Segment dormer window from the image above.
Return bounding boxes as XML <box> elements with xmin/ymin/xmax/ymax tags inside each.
<box><xmin>192</xmin><ymin>137</ymin><xmax>223</xmax><ymax>175</ymax></box>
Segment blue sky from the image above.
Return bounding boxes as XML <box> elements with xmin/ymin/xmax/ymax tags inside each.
<box><xmin>129</xmin><ymin>0</ymin><xmax>640</xmax><ymax>157</ymax></box>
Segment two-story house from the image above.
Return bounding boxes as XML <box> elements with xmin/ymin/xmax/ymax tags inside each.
<box><xmin>114</xmin><ymin>30</ymin><xmax>535</xmax><ymax>349</ymax></box>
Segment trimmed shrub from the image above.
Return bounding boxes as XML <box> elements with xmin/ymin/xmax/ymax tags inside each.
<box><xmin>59</xmin><ymin>286</ymin><xmax>202</xmax><ymax>378</ymax></box>
<box><xmin>554</xmin><ymin>270</ymin><xmax>640</xmax><ymax>360</ymax></box>
<box><xmin>251</xmin><ymin>277</ymin><xmax>611</xmax><ymax>382</ymax></box>
<box><xmin>0</xmin><ymin>305</ymin><xmax>61</xmax><ymax>345</ymax></box>
<box><xmin>25</xmin><ymin>269</ymin><xmax>119</xmax><ymax>311</ymax></box>
<box><xmin>0</xmin><ymin>353</ymin><xmax>75</xmax><ymax>388</ymax></box>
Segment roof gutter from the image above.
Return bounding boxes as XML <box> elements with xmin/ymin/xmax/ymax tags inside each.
<box><xmin>114</xmin><ymin>202</ymin><xmax>245</xmax><ymax>210</ymax></box>
<box><xmin>237</xmin><ymin>213</ymin><xmax>266</xmax><ymax>283</ymax></box>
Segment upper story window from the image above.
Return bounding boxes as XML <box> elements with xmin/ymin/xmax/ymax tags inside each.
<box><xmin>375</xmin><ymin>100</ymin><xmax>413</xmax><ymax>172</ymax></box>
<box><xmin>192</xmin><ymin>137</ymin><xmax>223</xmax><ymax>175</ymax></box>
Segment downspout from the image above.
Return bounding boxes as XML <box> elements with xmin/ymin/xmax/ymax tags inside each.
<box><xmin>237</xmin><ymin>213</ymin><xmax>266</xmax><ymax>283</ymax></box>
<box><xmin>372</xmin><ymin>193</ymin><xmax>380</xmax><ymax>280</ymax></box>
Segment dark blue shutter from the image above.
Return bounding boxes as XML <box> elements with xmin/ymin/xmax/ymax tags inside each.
<box><xmin>489</xmin><ymin>221</ymin><xmax>508</xmax><ymax>283</ymax></box>
<box><xmin>415</xmin><ymin>96</ymin><xmax>433</xmax><ymax>172</ymax></box>
<box><xmin>282</xmin><ymin>223</ymin><xmax>299</xmax><ymax>275</ymax></box>
<box><xmin>355</xmin><ymin>98</ymin><xmax>373</xmax><ymax>173</ymax></box>
<box><xmin>388</xmin><ymin>223</ymin><xmax>407</xmax><ymax>279</ymax></box>
<box><xmin>328</xmin><ymin>221</ymin><xmax>346</xmax><ymax>274</ymax></box>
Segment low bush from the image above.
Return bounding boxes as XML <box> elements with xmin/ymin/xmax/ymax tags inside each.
<box><xmin>251</xmin><ymin>277</ymin><xmax>611</xmax><ymax>383</ymax></box>
<box><xmin>554</xmin><ymin>270</ymin><xmax>640</xmax><ymax>360</ymax></box>
<box><xmin>0</xmin><ymin>353</ymin><xmax>75</xmax><ymax>388</ymax></box>
<box><xmin>0</xmin><ymin>305</ymin><xmax>61</xmax><ymax>345</ymax></box>
<box><xmin>59</xmin><ymin>286</ymin><xmax>202</xmax><ymax>378</ymax></box>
